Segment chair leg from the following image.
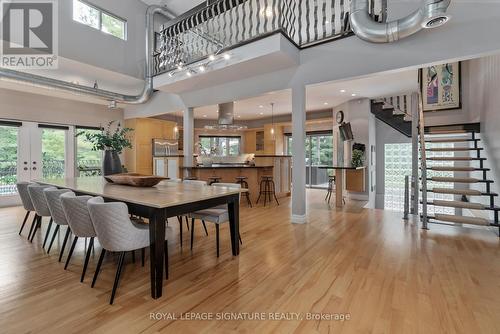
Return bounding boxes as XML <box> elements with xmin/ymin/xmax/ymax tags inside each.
<box><xmin>27</xmin><ymin>214</ymin><xmax>38</xmax><ymax>240</ymax></box>
<box><xmin>272</xmin><ymin>181</ymin><xmax>279</xmax><ymax>205</ymax></box>
<box><xmin>246</xmin><ymin>193</ymin><xmax>252</xmax><ymax>208</ymax></box>
<box><xmin>190</xmin><ymin>218</ymin><xmax>195</xmax><ymax>250</ymax></box>
<box><xmin>30</xmin><ymin>216</ymin><xmax>41</xmax><ymax>242</ymax></box>
<box><xmin>91</xmin><ymin>249</ymin><xmax>106</xmax><ymax>288</ymax></box>
<box><xmin>42</xmin><ymin>218</ymin><xmax>53</xmax><ymax>248</ymax></box>
<box><xmin>202</xmin><ymin>220</ymin><xmax>208</xmax><ymax>236</ymax></box>
<box><xmin>64</xmin><ymin>236</ymin><xmax>78</xmax><ymax>270</ymax></box>
<box><xmin>81</xmin><ymin>237</ymin><xmax>94</xmax><ymax>282</ymax></box>
<box><xmin>110</xmin><ymin>251</ymin><xmax>126</xmax><ymax>305</ymax></box>
<box><xmin>185</xmin><ymin>216</ymin><xmax>190</xmax><ymax>231</ymax></box>
<box><xmin>239</xmin><ymin>233</ymin><xmax>242</xmax><ymax>245</ymax></box>
<box><xmin>19</xmin><ymin>211</ymin><xmax>30</xmax><ymax>235</ymax></box>
<box><xmin>164</xmin><ymin>240</ymin><xmax>169</xmax><ymax>280</ymax></box>
<box><xmin>216</xmin><ymin>224</ymin><xmax>220</xmax><ymax>258</ymax></box>
<box><xmin>141</xmin><ymin>248</ymin><xmax>145</xmax><ymax>267</ymax></box>
<box><xmin>47</xmin><ymin>224</ymin><xmax>60</xmax><ymax>254</ymax></box>
<box><xmin>131</xmin><ymin>250</ymin><xmax>136</xmax><ymax>263</ymax></box>
<box><xmin>178</xmin><ymin>218</ymin><xmax>183</xmax><ymax>248</ymax></box>
<box><xmin>59</xmin><ymin>227</ymin><xmax>71</xmax><ymax>262</ymax></box>
<box><xmin>256</xmin><ymin>180</ymin><xmax>264</xmax><ymax>204</ymax></box>
<box><xmin>264</xmin><ymin>180</ymin><xmax>268</xmax><ymax>207</ymax></box>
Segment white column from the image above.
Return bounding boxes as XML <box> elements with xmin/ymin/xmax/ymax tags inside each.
<box><xmin>183</xmin><ymin>107</ymin><xmax>194</xmax><ymax>169</ymax></box>
<box><xmin>291</xmin><ymin>83</ymin><xmax>307</xmax><ymax>223</ymax></box>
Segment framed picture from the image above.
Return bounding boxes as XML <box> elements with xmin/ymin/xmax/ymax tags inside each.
<box><xmin>419</xmin><ymin>62</ymin><xmax>461</xmax><ymax>112</ymax></box>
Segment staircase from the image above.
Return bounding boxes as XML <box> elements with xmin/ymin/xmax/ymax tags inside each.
<box><xmin>371</xmin><ymin>100</ymin><xmax>412</xmax><ymax>137</ymax></box>
<box><xmin>419</xmin><ymin>123</ymin><xmax>500</xmax><ymax>234</ymax></box>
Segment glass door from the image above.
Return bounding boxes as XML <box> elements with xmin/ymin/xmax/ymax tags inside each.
<box><xmin>0</xmin><ymin>122</ymin><xmax>21</xmax><ymax>205</ymax></box>
<box><xmin>40</xmin><ymin>126</ymin><xmax>68</xmax><ymax>179</ymax></box>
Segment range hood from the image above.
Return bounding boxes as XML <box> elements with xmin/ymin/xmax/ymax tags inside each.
<box><xmin>204</xmin><ymin>102</ymin><xmax>247</xmax><ymax>130</ymax></box>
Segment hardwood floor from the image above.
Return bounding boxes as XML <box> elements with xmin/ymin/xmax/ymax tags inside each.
<box><xmin>1</xmin><ymin>190</ymin><xmax>500</xmax><ymax>333</ymax></box>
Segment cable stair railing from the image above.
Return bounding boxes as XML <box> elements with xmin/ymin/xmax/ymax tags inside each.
<box><xmin>154</xmin><ymin>0</ymin><xmax>387</xmax><ymax>76</ymax></box>
<box><xmin>417</xmin><ymin>98</ymin><xmax>500</xmax><ymax>236</ymax></box>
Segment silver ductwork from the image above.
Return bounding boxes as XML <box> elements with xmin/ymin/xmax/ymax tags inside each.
<box><xmin>0</xmin><ymin>5</ymin><xmax>175</xmax><ymax>105</ymax></box>
<box><xmin>350</xmin><ymin>0</ymin><xmax>451</xmax><ymax>43</ymax></box>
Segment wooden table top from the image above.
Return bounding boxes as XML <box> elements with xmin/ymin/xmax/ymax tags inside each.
<box><xmin>36</xmin><ymin>177</ymin><xmax>244</xmax><ymax>209</ymax></box>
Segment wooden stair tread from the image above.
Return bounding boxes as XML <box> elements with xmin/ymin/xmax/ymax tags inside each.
<box><xmin>428</xmin><ymin>200</ymin><xmax>485</xmax><ymax>210</ymax></box>
<box><xmin>429</xmin><ymin>177</ymin><xmax>481</xmax><ymax>183</ymax></box>
<box><xmin>425</xmin><ymin>138</ymin><xmax>479</xmax><ymax>143</ymax></box>
<box><xmin>431</xmin><ymin>214</ymin><xmax>490</xmax><ymax>226</ymax></box>
<box><xmin>426</xmin><ymin>129</ymin><xmax>470</xmax><ymax>135</ymax></box>
<box><xmin>426</xmin><ymin>157</ymin><xmax>485</xmax><ymax>161</ymax></box>
<box><xmin>428</xmin><ymin>188</ymin><xmax>497</xmax><ymax>196</ymax></box>
<box><xmin>426</xmin><ymin>147</ymin><xmax>483</xmax><ymax>151</ymax></box>
<box><xmin>427</xmin><ymin>166</ymin><xmax>486</xmax><ymax>172</ymax></box>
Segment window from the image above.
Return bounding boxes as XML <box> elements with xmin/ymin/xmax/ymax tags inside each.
<box><xmin>76</xmin><ymin>128</ymin><xmax>102</xmax><ymax>177</ymax></box>
<box><xmin>73</xmin><ymin>0</ymin><xmax>127</xmax><ymax>40</ymax></box>
<box><xmin>0</xmin><ymin>125</ymin><xmax>19</xmax><ymax>196</ymax></box>
<box><xmin>199</xmin><ymin>136</ymin><xmax>241</xmax><ymax>157</ymax></box>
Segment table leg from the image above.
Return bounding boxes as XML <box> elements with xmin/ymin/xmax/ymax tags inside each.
<box><xmin>335</xmin><ymin>169</ymin><xmax>344</xmax><ymax>207</ymax></box>
<box><xmin>149</xmin><ymin>208</ymin><xmax>166</xmax><ymax>299</ymax></box>
<box><xmin>227</xmin><ymin>194</ymin><xmax>240</xmax><ymax>256</ymax></box>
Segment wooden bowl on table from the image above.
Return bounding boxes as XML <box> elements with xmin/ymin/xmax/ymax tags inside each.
<box><xmin>104</xmin><ymin>173</ymin><xmax>168</xmax><ymax>187</ymax></box>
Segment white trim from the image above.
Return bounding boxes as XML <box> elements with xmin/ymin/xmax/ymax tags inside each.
<box><xmin>348</xmin><ymin>194</ymin><xmax>369</xmax><ymax>201</ymax></box>
<box><xmin>0</xmin><ymin>195</ymin><xmax>21</xmax><ymax>208</ymax></box>
<box><xmin>291</xmin><ymin>214</ymin><xmax>307</xmax><ymax>224</ymax></box>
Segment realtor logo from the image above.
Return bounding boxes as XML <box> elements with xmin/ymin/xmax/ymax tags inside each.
<box><xmin>0</xmin><ymin>0</ymin><xmax>58</xmax><ymax>69</ymax></box>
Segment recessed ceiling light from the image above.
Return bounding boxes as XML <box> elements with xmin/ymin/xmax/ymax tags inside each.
<box><xmin>208</xmin><ymin>54</ymin><xmax>216</xmax><ymax>61</ymax></box>
<box><xmin>325</xmin><ymin>20</ymin><xmax>329</xmax><ymax>24</ymax></box>
<box><xmin>168</xmin><ymin>72</ymin><xmax>173</xmax><ymax>77</ymax></box>
<box><xmin>186</xmin><ymin>71</ymin><xmax>192</xmax><ymax>77</ymax></box>
<box><xmin>340</xmin><ymin>89</ymin><xmax>346</xmax><ymax>93</ymax></box>
<box><xmin>323</xmin><ymin>102</ymin><xmax>329</xmax><ymax>105</ymax></box>
<box><xmin>237</xmin><ymin>115</ymin><xmax>241</xmax><ymax>118</ymax></box>
<box><xmin>177</xmin><ymin>65</ymin><xmax>183</xmax><ymax>70</ymax></box>
<box><xmin>351</xmin><ymin>93</ymin><xmax>357</xmax><ymax>97</ymax></box>
<box><xmin>259</xmin><ymin>112</ymin><xmax>264</xmax><ymax>115</ymax></box>
<box><xmin>199</xmin><ymin>65</ymin><xmax>206</xmax><ymax>72</ymax></box>
<box><xmin>203</xmin><ymin>115</ymin><xmax>207</xmax><ymax>118</ymax></box>
<box><xmin>223</xmin><ymin>53</ymin><xmax>231</xmax><ymax>60</ymax></box>
<box><xmin>259</xmin><ymin>105</ymin><xmax>264</xmax><ymax>108</ymax></box>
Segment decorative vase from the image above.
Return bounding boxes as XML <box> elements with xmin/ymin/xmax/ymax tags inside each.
<box><xmin>103</xmin><ymin>150</ymin><xmax>122</xmax><ymax>176</ymax></box>
<box><xmin>201</xmin><ymin>156</ymin><xmax>213</xmax><ymax>167</ymax></box>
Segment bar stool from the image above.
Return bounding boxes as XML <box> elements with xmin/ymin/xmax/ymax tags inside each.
<box><xmin>235</xmin><ymin>176</ymin><xmax>252</xmax><ymax>207</ymax></box>
<box><xmin>256</xmin><ymin>176</ymin><xmax>279</xmax><ymax>206</ymax></box>
<box><xmin>16</xmin><ymin>182</ymin><xmax>36</xmax><ymax>237</ymax></box>
<box><xmin>325</xmin><ymin>176</ymin><xmax>335</xmax><ymax>203</ymax></box>
<box><xmin>208</xmin><ymin>176</ymin><xmax>221</xmax><ymax>185</ymax></box>
<box><xmin>184</xmin><ymin>176</ymin><xmax>198</xmax><ymax>181</ymax></box>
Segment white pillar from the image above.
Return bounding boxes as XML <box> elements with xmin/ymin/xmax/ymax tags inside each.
<box><xmin>291</xmin><ymin>83</ymin><xmax>307</xmax><ymax>223</ymax></box>
<box><xmin>183</xmin><ymin>107</ymin><xmax>194</xmax><ymax>169</ymax></box>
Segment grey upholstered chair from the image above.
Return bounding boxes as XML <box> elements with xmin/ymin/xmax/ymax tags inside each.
<box><xmin>43</xmin><ymin>188</ymin><xmax>72</xmax><ymax>258</ymax></box>
<box><xmin>179</xmin><ymin>179</ymin><xmax>209</xmax><ymax>240</ymax></box>
<box><xmin>27</xmin><ymin>184</ymin><xmax>56</xmax><ymax>245</ymax></box>
<box><xmin>16</xmin><ymin>182</ymin><xmax>37</xmax><ymax>237</ymax></box>
<box><xmin>60</xmin><ymin>192</ymin><xmax>97</xmax><ymax>282</ymax></box>
<box><xmin>190</xmin><ymin>183</ymin><xmax>242</xmax><ymax>257</ymax></box>
<box><xmin>87</xmin><ymin>197</ymin><xmax>168</xmax><ymax>305</ymax></box>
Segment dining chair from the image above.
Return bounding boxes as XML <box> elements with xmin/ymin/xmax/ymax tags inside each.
<box><xmin>190</xmin><ymin>183</ymin><xmax>242</xmax><ymax>257</ymax></box>
<box><xmin>60</xmin><ymin>192</ymin><xmax>98</xmax><ymax>282</ymax></box>
<box><xmin>181</xmin><ymin>179</ymin><xmax>209</xmax><ymax>238</ymax></box>
<box><xmin>43</xmin><ymin>188</ymin><xmax>72</xmax><ymax>258</ymax></box>
<box><xmin>16</xmin><ymin>182</ymin><xmax>37</xmax><ymax>237</ymax></box>
<box><xmin>87</xmin><ymin>197</ymin><xmax>169</xmax><ymax>305</ymax></box>
<box><xmin>27</xmin><ymin>184</ymin><xmax>56</xmax><ymax>245</ymax></box>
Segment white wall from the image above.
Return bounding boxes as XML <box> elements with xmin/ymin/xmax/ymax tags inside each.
<box><xmin>58</xmin><ymin>0</ymin><xmax>148</xmax><ymax>78</ymax></box>
<box><xmin>0</xmin><ymin>88</ymin><xmax>123</xmax><ymax>127</ymax></box>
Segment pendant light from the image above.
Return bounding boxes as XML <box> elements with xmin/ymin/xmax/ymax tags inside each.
<box><xmin>173</xmin><ymin>112</ymin><xmax>180</xmax><ymax>140</ymax></box>
<box><xmin>270</xmin><ymin>102</ymin><xmax>275</xmax><ymax>140</ymax></box>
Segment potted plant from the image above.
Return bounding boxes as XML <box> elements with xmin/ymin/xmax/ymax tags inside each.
<box><xmin>77</xmin><ymin>121</ymin><xmax>133</xmax><ymax>176</ymax></box>
<box><xmin>351</xmin><ymin>149</ymin><xmax>364</xmax><ymax>168</ymax></box>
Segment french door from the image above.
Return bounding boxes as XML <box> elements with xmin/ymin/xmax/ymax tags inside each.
<box><xmin>0</xmin><ymin>120</ymin><xmax>75</xmax><ymax>207</ymax></box>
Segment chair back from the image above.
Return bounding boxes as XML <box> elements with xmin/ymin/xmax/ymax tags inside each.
<box><xmin>212</xmin><ymin>182</ymin><xmax>241</xmax><ymax>201</ymax></box>
<box><xmin>28</xmin><ymin>184</ymin><xmax>56</xmax><ymax>217</ymax></box>
<box><xmin>87</xmin><ymin>197</ymin><xmax>149</xmax><ymax>252</ymax></box>
<box><xmin>16</xmin><ymin>182</ymin><xmax>35</xmax><ymax>211</ymax></box>
<box><xmin>60</xmin><ymin>192</ymin><xmax>96</xmax><ymax>237</ymax></box>
<box><xmin>44</xmin><ymin>188</ymin><xmax>71</xmax><ymax>225</ymax></box>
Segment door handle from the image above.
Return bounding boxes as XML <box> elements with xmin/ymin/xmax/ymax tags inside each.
<box><xmin>24</xmin><ymin>167</ymin><xmax>28</xmax><ymax>171</ymax></box>
<box><xmin>32</xmin><ymin>167</ymin><xmax>37</xmax><ymax>170</ymax></box>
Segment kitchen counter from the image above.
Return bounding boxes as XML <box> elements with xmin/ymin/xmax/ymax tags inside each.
<box><xmin>182</xmin><ymin>165</ymin><xmax>273</xmax><ymax>169</ymax></box>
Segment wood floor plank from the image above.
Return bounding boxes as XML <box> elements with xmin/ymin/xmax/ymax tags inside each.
<box><xmin>0</xmin><ymin>190</ymin><xmax>499</xmax><ymax>333</ymax></box>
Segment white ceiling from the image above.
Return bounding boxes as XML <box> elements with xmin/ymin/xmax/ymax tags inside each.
<box><xmin>168</xmin><ymin>68</ymin><xmax>418</xmax><ymax>120</ymax></box>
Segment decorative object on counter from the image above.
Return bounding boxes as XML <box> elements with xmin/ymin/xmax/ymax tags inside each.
<box><xmin>104</xmin><ymin>173</ymin><xmax>168</xmax><ymax>187</ymax></box>
<box><xmin>198</xmin><ymin>142</ymin><xmax>217</xmax><ymax>167</ymax></box>
<box><xmin>77</xmin><ymin>121</ymin><xmax>133</xmax><ymax>176</ymax></box>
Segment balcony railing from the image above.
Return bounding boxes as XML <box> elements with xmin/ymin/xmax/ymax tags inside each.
<box><xmin>155</xmin><ymin>0</ymin><xmax>386</xmax><ymax>75</ymax></box>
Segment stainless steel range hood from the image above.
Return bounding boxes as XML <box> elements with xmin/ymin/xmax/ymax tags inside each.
<box><xmin>204</xmin><ymin>102</ymin><xmax>247</xmax><ymax>130</ymax></box>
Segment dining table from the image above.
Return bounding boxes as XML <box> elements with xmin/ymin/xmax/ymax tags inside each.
<box><xmin>36</xmin><ymin>176</ymin><xmax>243</xmax><ymax>299</ymax></box>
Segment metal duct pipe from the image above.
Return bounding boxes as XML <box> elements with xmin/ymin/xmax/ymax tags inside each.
<box><xmin>0</xmin><ymin>5</ymin><xmax>175</xmax><ymax>104</ymax></box>
<box><xmin>350</xmin><ymin>0</ymin><xmax>451</xmax><ymax>43</ymax></box>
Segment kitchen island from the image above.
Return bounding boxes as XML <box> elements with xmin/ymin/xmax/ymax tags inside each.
<box><xmin>181</xmin><ymin>165</ymin><xmax>280</xmax><ymax>203</ymax></box>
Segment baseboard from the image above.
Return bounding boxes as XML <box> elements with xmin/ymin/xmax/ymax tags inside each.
<box><xmin>291</xmin><ymin>214</ymin><xmax>307</xmax><ymax>224</ymax></box>
<box><xmin>348</xmin><ymin>194</ymin><xmax>369</xmax><ymax>201</ymax></box>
